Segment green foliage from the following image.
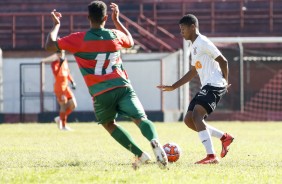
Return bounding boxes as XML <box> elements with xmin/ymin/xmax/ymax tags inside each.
<box><xmin>0</xmin><ymin>122</ymin><xmax>281</xmax><ymax>183</ymax></box>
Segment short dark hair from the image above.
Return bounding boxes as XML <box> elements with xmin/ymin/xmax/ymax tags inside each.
<box><xmin>179</xmin><ymin>14</ymin><xmax>199</xmax><ymax>27</ymax></box>
<box><xmin>88</xmin><ymin>1</ymin><xmax>107</xmax><ymax>24</ymax></box>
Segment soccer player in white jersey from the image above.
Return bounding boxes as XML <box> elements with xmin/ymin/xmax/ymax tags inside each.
<box><xmin>157</xmin><ymin>14</ymin><xmax>234</xmax><ymax>164</ymax></box>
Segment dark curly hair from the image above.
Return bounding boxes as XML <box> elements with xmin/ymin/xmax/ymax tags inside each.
<box><xmin>179</xmin><ymin>14</ymin><xmax>199</xmax><ymax>28</ymax></box>
<box><xmin>88</xmin><ymin>1</ymin><xmax>107</xmax><ymax>24</ymax></box>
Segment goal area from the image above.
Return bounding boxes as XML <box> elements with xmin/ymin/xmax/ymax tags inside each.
<box><xmin>184</xmin><ymin>37</ymin><xmax>282</xmax><ymax>121</ymax></box>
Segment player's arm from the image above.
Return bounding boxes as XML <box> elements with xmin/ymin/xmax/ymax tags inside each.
<box><xmin>64</xmin><ymin>59</ymin><xmax>76</xmax><ymax>89</ymax></box>
<box><xmin>45</xmin><ymin>9</ymin><xmax>62</xmax><ymax>52</ymax></box>
<box><xmin>41</xmin><ymin>54</ymin><xmax>58</xmax><ymax>63</ymax></box>
<box><xmin>204</xmin><ymin>39</ymin><xmax>230</xmax><ymax>87</ymax></box>
<box><xmin>67</xmin><ymin>73</ymin><xmax>76</xmax><ymax>90</ymax></box>
<box><xmin>215</xmin><ymin>55</ymin><xmax>229</xmax><ymax>84</ymax></box>
<box><xmin>110</xmin><ymin>3</ymin><xmax>134</xmax><ymax>47</ymax></box>
<box><xmin>157</xmin><ymin>66</ymin><xmax>197</xmax><ymax>91</ymax></box>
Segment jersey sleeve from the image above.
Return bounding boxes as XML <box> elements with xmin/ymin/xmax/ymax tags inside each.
<box><xmin>203</xmin><ymin>39</ymin><xmax>222</xmax><ymax>60</ymax></box>
<box><xmin>57</xmin><ymin>32</ymin><xmax>85</xmax><ymax>53</ymax></box>
<box><xmin>112</xmin><ymin>29</ymin><xmax>132</xmax><ymax>48</ymax></box>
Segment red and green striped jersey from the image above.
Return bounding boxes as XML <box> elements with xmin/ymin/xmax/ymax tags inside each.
<box><xmin>57</xmin><ymin>28</ymin><xmax>132</xmax><ymax>97</ymax></box>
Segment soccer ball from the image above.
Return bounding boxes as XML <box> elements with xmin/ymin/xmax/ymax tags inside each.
<box><xmin>163</xmin><ymin>142</ymin><xmax>181</xmax><ymax>162</ymax></box>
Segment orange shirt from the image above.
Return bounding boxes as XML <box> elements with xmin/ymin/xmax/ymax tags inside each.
<box><xmin>51</xmin><ymin>58</ymin><xmax>73</xmax><ymax>93</ymax></box>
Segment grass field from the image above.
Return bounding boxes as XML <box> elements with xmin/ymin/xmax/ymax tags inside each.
<box><xmin>0</xmin><ymin>121</ymin><xmax>281</xmax><ymax>184</ymax></box>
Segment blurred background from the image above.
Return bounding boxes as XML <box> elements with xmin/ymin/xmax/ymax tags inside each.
<box><xmin>1</xmin><ymin>0</ymin><xmax>282</xmax><ymax>123</ymax></box>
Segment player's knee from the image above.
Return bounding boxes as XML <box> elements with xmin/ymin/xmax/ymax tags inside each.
<box><xmin>192</xmin><ymin>110</ymin><xmax>203</xmax><ymax>122</ymax></box>
<box><xmin>68</xmin><ymin>99</ymin><xmax>77</xmax><ymax>109</ymax></box>
<box><xmin>102</xmin><ymin>121</ymin><xmax>116</xmax><ymax>133</ymax></box>
<box><xmin>184</xmin><ymin>115</ymin><xmax>191</xmax><ymax>123</ymax></box>
<box><xmin>184</xmin><ymin>113</ymin><xmax>193</xmax><ymax>126</ymax></box>
<box><xmin>132</xmin><ymin>118</ymin><xmax>142</xmax><ymax>126</ymax></box>
<box><xmin>71</xmin><ymin>102</ymin><xmax>77</xmax><ymax>109</ymax></box>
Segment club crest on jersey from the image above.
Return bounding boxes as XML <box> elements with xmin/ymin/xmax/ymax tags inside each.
<box><xmin>193</xmin><ymin>47</ymin><xmax>197</xmax><ymax>55</ymax></box>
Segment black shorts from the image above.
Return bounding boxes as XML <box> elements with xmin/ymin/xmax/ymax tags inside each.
<box><xmin>188</xmin><ymin>85</ymin><xmax>227</xmax><ymax>115</ymax></box>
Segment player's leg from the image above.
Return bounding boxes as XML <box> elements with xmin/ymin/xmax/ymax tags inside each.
<box><xmin>192</xmin><ymin>104</ymin><xmax>219</xmax><ymax>164</ymax></box>
<box><xmin>94</xmin><ymin>89</ymin><xmax>149</xmax><ymax>169</ymax></box>
<box><xmin>57</xmin><ymin>89</ymin><xmax>77</xmax><ymax>130</ymax></box>
<box><xmin>194</xmin><ymin>85</ymin><xmax>234</xmax><ymax>160</ymax></box>
<box><xmin>118</xmin><ymin>87</ymin><xmax>168</xmax><ymax>169</ymax></box>
<box><xmin>204</xmin><ymin>121</ymin><xmax>234</xmax><ymax>158</ymax></box>
<box><xmin>132</xmin><ymin>118</ymin><xmax>168</xmax><ymax>169</ymax></box>
<box><xmin>202</xmin><ymin>86</ymin><xmax>234</xmax><ymax>158</ymax></box>
<box><xmin>54</xmin><ymin>91</ymin><xmax>67</xmax><ymax>130</ymax></box>
<box><xmin>132</xmin><ymin>116</ymin><xmax>168</xmax><ymax>169</ymax></box>
<box><xmin>184</xmin><ymin>111</ymin><xmax>196</xmax><ymax>131</ymax></box>
<box><xmin>205</xmin><ymin>122</ymin><xmax>224</xmax><ymax>138</ymax></box>
<box><xmin>65</xmin><ymin>98</ymin><xmax>77</xmax><ymax>116</ymax></box>
<box><xmin>65</xmin><ymin>88</ymin><xmax>77</xmax><ymax>115</ymax></box>
<box><xmin>102</xmin><ymin>120</ymin><xmax>144</xmax><ymax>156</ymax></box>
<box><xmin>58</xmin><ymin>99</ymin><xmax>68</xmax><ymax>130</ymax></box>
<box><xmin>186</xmin><ymin>110</ymin><xmax>233</xmax><ymax>158</ymax></box>
<box><xmin>117</xmin><ymin>87</ymin><xmax>157</xmax><ymax>141</ymax></box>
<box><xmin>185</xmin><ymin>106</ymin><xmax>226</xmax><ymax>140</ymax></box>
<box><xmin>102</xmin><ymin>120</ymin><xmax>151</xmax><ymax>170</ymax></box>
<box><xmin>184</xmin><ymin>94</ymin><xmax>201</xmax><ymax>131</ymax></box>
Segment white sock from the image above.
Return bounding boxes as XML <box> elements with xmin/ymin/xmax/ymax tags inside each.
<box><xmin>198</xmin><ymin>130</ymin><xmax>215</xmax><ymax>155</ymax></box>
<box><xmin>206</xmin><ymin>124</ymin><xmax>224</xmax><ymax>139</ymax></box>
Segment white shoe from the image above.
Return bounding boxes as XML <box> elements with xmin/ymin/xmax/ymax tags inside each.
<box><xmin>132</xmin><ymin>152</ymin><xmax>151</xmax><ymax>170</ymax></box>
<box><xmin>151</xmin><ymin>139</ymin><xmax>168</xmax><ymax>169</ymax></box>
<box><xmin>61</xmin><ymin>126</ymin><xmax>73</xmax><ymax>131</ymax></box>
<box><xmin>54</xmin><ymin>116</ymin><xmax>62</xmax><ymax>129</ymax></box>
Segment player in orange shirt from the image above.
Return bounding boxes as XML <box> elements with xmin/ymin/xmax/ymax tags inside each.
<box><xmin>41</xmin><ymin>50</ymin><xmax>77</xmax><ymax>131</ymax></box>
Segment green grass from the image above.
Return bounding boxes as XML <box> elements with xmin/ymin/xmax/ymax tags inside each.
<box><xmin>0</xmin><ymin>122</ymin><xmax>281</xmax><ymax>184</ymax></box>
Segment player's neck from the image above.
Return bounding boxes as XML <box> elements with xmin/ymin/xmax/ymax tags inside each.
<box><xmin>90</xmin><ymin>22</ymin><xmax>105</xmax><ymax>29</ymax></box>
<box><xmin>91</xmin><ymin>25</ymin><xmax>104</xmax><ymax>29</ymax></box>
<box><xmin>191</xmin><ymin>29</ymin><xmax>200</xmax><ymax>43</ymax></box>
<box><xmin>191</xmin><ymin>33</ymin><xmax>199</xmax><ymax>43</ymax></box>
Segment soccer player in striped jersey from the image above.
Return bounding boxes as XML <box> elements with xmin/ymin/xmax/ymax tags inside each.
<box><xmin>157</xmin><ymin>14</ymin><xmax>234</xmax><ymax>164</ymax></box>
<box><xmin>41</xmin><ymin>50</ymin><xmax>77</xmax><ymax>131</ymax></box>
<box><xmin>45</xmin><ymin>1</ymin><xmax>168</xmax><ymax>169</ymax></box>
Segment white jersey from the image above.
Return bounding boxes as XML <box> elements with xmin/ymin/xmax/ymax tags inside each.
<box><xmin>190</xmin><ymin>34</ymin><xmax>227</xmax><ymax>88</ymax></box>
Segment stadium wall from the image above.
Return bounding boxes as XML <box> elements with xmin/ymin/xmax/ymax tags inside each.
<box><xmin>1</xmin><ymin>51</ymin><xmax>183</xmax><ymax>123</ymax></box>
<box><xmin>3</xmin><ymin>45</ymin><xmax>282</xmax><ymax>123</ymax></box>
<box><xmin>0</xmin><ymin>48</ymin><xmax>3</xmax><ymax>122</ymax></box>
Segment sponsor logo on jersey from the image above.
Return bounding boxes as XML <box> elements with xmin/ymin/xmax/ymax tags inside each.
<box><xmin>198</xmin><ymin>89</ymin><xmax>207</xmax><ymax>96</ymax></box>
<box><xmin>195</xmin><ymin>61</ymin><xmax>202</xmax><ymax>69</ymax></box>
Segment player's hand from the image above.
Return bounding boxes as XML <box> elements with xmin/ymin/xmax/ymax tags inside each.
<box><xmin>71</xmin><ymin>82</ymin><xmax>76</xmax><ymax>90</ymax></box>
<box><xmin>51</xmin><ymin>9</ymin><xmax>62</xmax><ymax>25</ymax></box>
<box><xmin>110</xmin><ymin>3</ymin><xmax>120</xmax><ymax>22</ymax></box>
<box><xmin>226</xmin><ymin>83</ymin><xmax>231</xmax><ymax>93</ymax></box>
<box><xmin>157</xmin><ymin>85</ymin><xmax>175</xmax><ymax>91</ymax></box>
